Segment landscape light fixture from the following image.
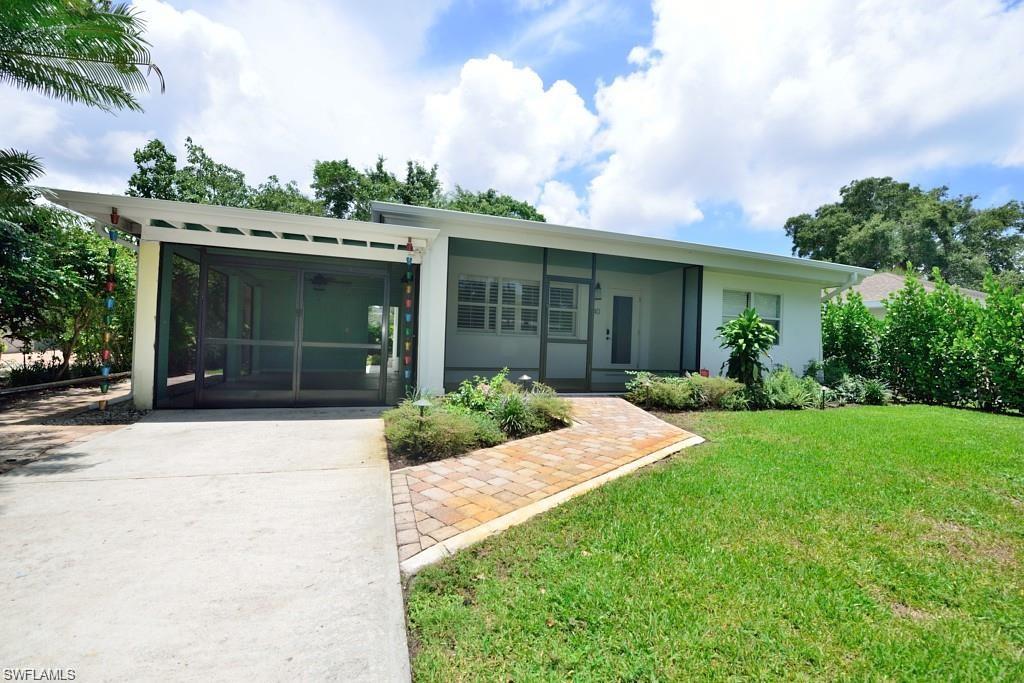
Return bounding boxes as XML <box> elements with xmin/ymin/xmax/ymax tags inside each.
<box><xmin>413</xmin><ymin>398</ymin><xmax>431</xmax><ymax>418</ymax></box>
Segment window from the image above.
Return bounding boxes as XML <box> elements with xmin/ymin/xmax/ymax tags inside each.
<box><xmin>722</xmin><ymin>290</ymin><xmax>782</xmax><ymax>342</ymax></box>
<box><xmin>457</xmin><ymin>275</ymin><xmax>539</xmax><ymax>335</ymax></box>
<box><xmin>548</xmin><ymin>283</ymin><xmax>580</xmax><ymax>338</ymax></box>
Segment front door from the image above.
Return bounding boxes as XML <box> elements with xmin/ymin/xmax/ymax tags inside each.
<box><xmin>595</xmin><ymin>290</ymin><xmax>640</xmax><ymax>369</ymax></box>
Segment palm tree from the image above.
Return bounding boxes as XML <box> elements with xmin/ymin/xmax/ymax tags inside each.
<box><xmin>0</xmin><ymin>0</ymin><xmax>163</xmax><ymax>198</ymax></box>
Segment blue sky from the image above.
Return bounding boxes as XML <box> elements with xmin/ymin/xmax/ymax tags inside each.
<box><xmin>5</xmin><ymin>0</ymin><xmax>1024</xmax><ymax>257</ymax></box>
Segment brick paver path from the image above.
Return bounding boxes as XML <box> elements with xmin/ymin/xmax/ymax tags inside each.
<box><xmin>0</xmin><ymin>380</ymin><xmax>130</xmax><ymax>475</ymax></box>
<box><xmin>391</xmin><ymin>397</ymin><xmax>695</xmax><ymax>563</ymax></box>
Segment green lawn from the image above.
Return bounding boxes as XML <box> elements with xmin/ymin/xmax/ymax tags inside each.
<box><xmin>406</xmin><ymin>405</ymin><xmax>1024</xmax><ymax>681</ymax></box>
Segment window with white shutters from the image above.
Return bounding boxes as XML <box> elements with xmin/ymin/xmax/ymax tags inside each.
<box><xmin>457</xmin><ymin>275</ymin><xmax>539</xmax><ymax>335</ymax></box>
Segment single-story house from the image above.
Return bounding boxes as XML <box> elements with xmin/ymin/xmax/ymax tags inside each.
<box><xmin>852</xmin><ymin>272</ymin><xmax>986</xmax><ymax>319</ymax></box>
<box><xmin>45</xmin><ymin>188</ymin><xmax>871</xmax><ymax>410</ymax></box>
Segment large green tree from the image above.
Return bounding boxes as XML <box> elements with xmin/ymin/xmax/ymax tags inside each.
<box><xmin>0</xmin><ymin>205</ymin><xmax>134</xmax><ymax>377</ymax></box>
<box><xmin>131</xmin><ymin>140</ymin><xmax>547</xmax><ymax>223</ymax></box>
<box><xmin>312</xmin><ymin>156</ymin><xmax>443</xmax><ymax>221</ymax></box>
<box><xmin>443</xmin><ymin>187</ymin><xmax>546</xmax><ymax>222</ymax></box>
<box><xmin>784</xmin><ymin>177</ymin><xmax>1023</xmax><ymax>287</ymax></box>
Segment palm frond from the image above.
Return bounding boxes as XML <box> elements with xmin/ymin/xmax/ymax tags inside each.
<box><xmin>0</xmin><ymin>0</ymin><xmax>163</xmax><ymax>112</ymax></box>
<box><xmin>0</xmin><ymin>148</ymin><xmax>43</xmax><ymax>187</ymax></box>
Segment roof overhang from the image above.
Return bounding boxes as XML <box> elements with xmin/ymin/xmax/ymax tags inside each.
<box><xmin>371</xmin><ymin>201</ymin><xmax>872</xmax><ymax>286</ymax></box>
<box><xmin>42</xmin><ymin>188</ymin><xmax>439</xmax><ymax>264</ymax></box>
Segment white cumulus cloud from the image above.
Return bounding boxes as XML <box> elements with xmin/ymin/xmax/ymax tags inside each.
<box><xmin>537</xmin><ymin>180</ymin><xmax>587</xmax><ymax>225</ymax></box>
<box><xmin>425</xmin><ymin>54</ymin><xmax>598</xmax><ymax>203</ymax></box>
<box><xmin>587</xmin><ymin>0</ymin><xmax>1024</xmax><ymax>233</ymax></box>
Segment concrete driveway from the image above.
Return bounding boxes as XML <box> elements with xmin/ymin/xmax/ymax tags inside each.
<box><xmin>0</xmin><ymin>408</ymin><xmax>409</xmax><ymax>682</ymax></box>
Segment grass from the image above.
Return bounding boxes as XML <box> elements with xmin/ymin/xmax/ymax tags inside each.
<box><xmin>406</xmin><ymin>405</ymin><xmax>1024</xmax><ymax>681</ymax></box>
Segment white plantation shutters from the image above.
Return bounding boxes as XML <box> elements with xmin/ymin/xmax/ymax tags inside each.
<box><xmin>457</xmin><ymin>275</ymin><xmax>539</xmax><ymax>335</ymax></box>
<box><xmin>547</xmin><ymin>283</ymin><xmax>579</xmax><ymax>338</ymax></box>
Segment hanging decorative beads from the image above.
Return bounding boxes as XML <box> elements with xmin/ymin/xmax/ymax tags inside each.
<box><xmin>98</xmin><ymin>224</ymin><xmax>118</xmax><ymax>409</ymax></box>
<box><xmin>401</xmin><ymin>238</ymin><xmax>416</xmax><ymax>390</ymax></box>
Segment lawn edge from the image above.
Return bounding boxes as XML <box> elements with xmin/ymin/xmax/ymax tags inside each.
<box><xmin>399</xmin><ymin>433</ymin><xmax>706</xmax><ymax>575</ymax></box>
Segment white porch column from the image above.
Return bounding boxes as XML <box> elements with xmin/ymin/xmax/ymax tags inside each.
<box><xmin>131</xmin><ymin>240</ymin><xmax>160</xmax><ymax>409</ymax></box>
<box><xmin>416</xmin><ymin>234</ymin><xmax>448</xmax><ymax>395</ymax></box>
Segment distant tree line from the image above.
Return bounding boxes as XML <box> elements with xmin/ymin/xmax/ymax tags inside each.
<box><xmin>126</xmin><ymin>138</ymin><xmax>547</xmax><ymax>222</ymax></box>
<box><xmin>785</xmin><ymin>177</ymin><xmax>1024</xmax><ymax>289</ymax></box>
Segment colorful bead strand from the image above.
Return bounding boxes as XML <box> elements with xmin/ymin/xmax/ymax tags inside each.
<box><xmin>98</xmin><ymin>228</ymin><xmax>117</xmax><ymax>408</ymax></box>
<box><xmin>402</xmin><ymin>238</ymin><xmax>415</xmax><ymax>391</ymax></box>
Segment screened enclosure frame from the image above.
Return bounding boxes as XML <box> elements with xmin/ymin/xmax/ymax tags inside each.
<box><xmin>154</xmin><ymin>243</ymin><xmax>418</xmax><ymax>408</ymax></box>
<box><xmin>445</xmin><ymin>237</ymin><xmax>704</xmax><ymax>392</ymax></box>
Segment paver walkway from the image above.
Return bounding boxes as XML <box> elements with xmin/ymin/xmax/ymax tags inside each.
<box><xmin>391</xmin><ymin>397</ymin><xmax>701</xmax><ymax>570</ymax></box>
<box><xmin>0</xmin><ymin>379</ymin><xmax>131</xmax><ymax>475</ymax></box>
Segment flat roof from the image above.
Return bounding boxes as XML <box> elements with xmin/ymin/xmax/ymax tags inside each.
<box><xmin>371</xmin><ymin>201</ymin><xmax>872</xmax><ymax>280</ymax></box>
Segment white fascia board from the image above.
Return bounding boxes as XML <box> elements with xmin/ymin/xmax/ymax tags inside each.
<box><xmin>42</xmin><ymin>188</ymin><xmax>439</xmax><ymax>249</ymax></box>
<box><xmin>371</xmin><ymin>201</ymin><xmax>871</xmax><ymax>286</ymax></box>
<box><xmin>139</xmin><ymin>225</ymin><xmax>420</xmax><ymax>264</ymax></box>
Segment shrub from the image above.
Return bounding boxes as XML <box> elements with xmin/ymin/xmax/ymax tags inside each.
<box><xmin>762</xmin><ymin>368</ymin><xmax>820</xmax><ymax>410</ymax></box>
<box><xmin>976</xmin><ymin>275</ymin><xmax>1024</xmax><ymax>412</ymax></box>
<box><xmin>716</xmin><ymin>308</ymin><xmax>777</xmax><ymax>388</ymax></box>
<box><xmin>492</xmin><ymin>392</ymin><xmax>531</xmax><ymax>436</ymax></box>
<box><xmin>822</xmin><ymin>291</ymin><xmax>880</xmax><ymax>378</ymax></box>
<box><xmin>879</xmin><ymin>270</ymin><xmax>982</xmax><ymax>407</ymax></box>
<box><xmin>687</xmin><ymin>375</ymin><xmax>745</xmax><ymax>409</ymax></box>
<box><xmin>626</xmin><ymin>372</ymin><xmax>744</xmax><ymax>411</ymax></box>
<box><xmin>445</xmin><ymin>368</ymin><xmax>512</xmax><ymax>413</ymax></box>
<box><xmin>827</xmin><ymin>374</ymin><xmax>866</xmax><ymax>405</ymax></box>
<box><xmin>860</xmin><ymin>378</ymin><xmax>893</xmax><ymax>405</ymax></box>
<box><xmin>384</xmin><ymin>401</ymin><xmax>504</xmax><ymax>460</ymax></box>
<box><xmin>527</xmin><ymin>391</ymin><xmax>573</xmax><ymax>430</ymax></box>
<box><xmin>719</xmin><ymin>390</ymin><xmax>750</xmax><ymax>411</ymax></box>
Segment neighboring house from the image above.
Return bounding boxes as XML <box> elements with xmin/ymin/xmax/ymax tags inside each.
<box><xmin>45</xmin><ymin>188</ymin><xmax>870</xmax><ymax>410</ymax></box>
<box><xmin>852</xmin><ymin>272</ymin><xmax>986</xmax><ymax>319</ymax></box>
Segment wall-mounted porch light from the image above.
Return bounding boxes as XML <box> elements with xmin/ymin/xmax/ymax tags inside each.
<box><xmin>594</xmin><ymin>282</ymin><xmax>602</xmax><ymax>300</ymax></box>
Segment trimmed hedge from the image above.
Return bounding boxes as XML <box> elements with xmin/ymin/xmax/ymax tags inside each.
<box><xmin>824</xmin><ymin>271</ymin><xmax>1024</xmax><ymax>413</ymax></box>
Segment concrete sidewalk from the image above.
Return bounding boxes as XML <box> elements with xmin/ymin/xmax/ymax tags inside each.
<box><xmin>0</xmin><ymin>408</ymin><xmax>409</xmax><ymax>682</ymax></box>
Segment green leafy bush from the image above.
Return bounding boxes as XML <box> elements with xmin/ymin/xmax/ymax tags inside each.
<box><xmin>492</xmin><ymin>392</ymin><xmax>531</xmax><ymax>436</ymax></box>
<box><xmin>976</xmin><ymin>276</ymin><xmax>1024</xmax><ymax>412</ymax></box>
<box><xmin>860</xmin><ymin>378</ymin><xmax>893</xmax><ymax>405</ymax></box>
<box><xmin>384</xmin><ymin>369</ymin><xmax>572</xmax><ymax>461</ymax></box>
<box><xmin>762</xmin><ymin>368</ymin><xmax>821</xmax><ymax>409</ymax></box>
<box><xmin>687</xmin><ymin>374</ymin><xmax>746</xmax><ymax>409</ymax></box>
<box><xmin>822</xmin><ymin>291</ymin><xmax>880</xmax><ymax>378</ymax></box>
<box><xmin>626</xmin><ymin>372</ymin><xmax>744</xmax><ymax>411</ymax></box>
<box><xmin>879</xmin><ymin>271</ymin><xmax>982</xmax><ymax>406</ymax></box>
<box><xmin>528</xmin><ymin>390</ymin><xmax>573</xmax><ymax>429</ymax></box>
<box><xmin>716</xmin><ymin>308</ymin><xmax>777</xmax><ymax>388</ymax></box>
<box><xmin>383</xmin><ymin>401</ymin><xmax>505</xmax><ymax>460</ymax></box>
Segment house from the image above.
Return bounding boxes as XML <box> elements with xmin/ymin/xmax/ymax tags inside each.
<box><xmin>45</xmin><ymin>188</ymin><xmax>871</xmax><ymax>409</ymax></box>
<box><xmin>852</xmin><ymin>272</ymin><xmax>986</xmax><ymax>319</ymax></box>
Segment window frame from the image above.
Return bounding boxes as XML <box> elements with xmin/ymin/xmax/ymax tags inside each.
<box><xmin>547</xmin><ymin>282</ymin><xmax>583</xmax><ymax>339</ymax></box>
<box><xmin>456</xmin><ymin>274</ymin><xmax>540</xmax><ymax>336</ymax></box>
<box><xmin>722</xmin><ymin>289</ymin><xmax>782</xmax><ymax>345</ymax></box>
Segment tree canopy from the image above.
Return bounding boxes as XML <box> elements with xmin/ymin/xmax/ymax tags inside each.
<box><xmin>784</xmin><ymin>177</ymin><xmax>1024</xmax><ymax>288</ymax></box>
<box><xmin>127</xmin><ymin>137</ymin><xmax>547</xmax><ymax>223</ymax></box>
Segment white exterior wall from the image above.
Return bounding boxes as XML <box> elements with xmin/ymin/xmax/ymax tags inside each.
<box><xmin>131</xmin><ymin>240</ymin><xmax>160</xmax><ymax>409</ymax></box>
<box><xmin>417</xmin><ymin>234</ymin><xmax>449</xmax><ymax>395</ymax></box>
<box><xmin>700</xmin><ymin>269</ymin><xmax>823</xmax><ymax>377</ymax></box>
